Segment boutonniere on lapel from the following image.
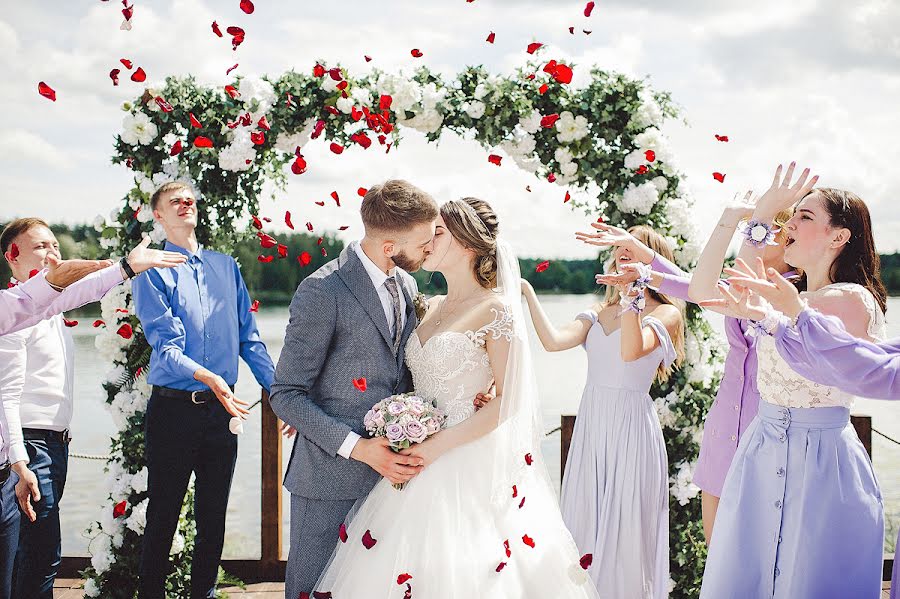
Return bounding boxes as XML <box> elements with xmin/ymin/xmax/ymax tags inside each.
<box><xmin>413</xmin><ymin>292</ymin><xmax>428</xmax><ymax>323</ymax></box>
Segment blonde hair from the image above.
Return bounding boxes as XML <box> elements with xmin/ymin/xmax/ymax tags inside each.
<box><xmin>440</xmin><ymin>197</ymin><xmax>499</xmax><ymax>289</ymax></box>
<box><xmin>150</xmin><ymin>181</ymin><xmax>196</xmax><ymax>210</ymax></box>
<box><xmin>599</xmin><ymin>225</ymin><xmax>685</xmax><ymax>382</ymax></box>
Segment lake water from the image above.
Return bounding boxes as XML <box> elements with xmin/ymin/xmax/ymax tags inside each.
<box><xmin>60</xmin><ymin>295</ymin><xmax>900</xmax><ymax>558</ymax></box>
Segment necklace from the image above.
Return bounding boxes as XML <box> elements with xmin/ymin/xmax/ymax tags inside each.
<box><xmin>434</xmin><ymin>292</ymin><xmax>490</xmax><ymax>325</ymax></box>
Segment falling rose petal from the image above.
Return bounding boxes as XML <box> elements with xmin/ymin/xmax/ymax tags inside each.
<box><xmin>277</xmin><ymin>244</ymin><xmax>288</xmax><ymax>259</ymax></box>
<box><xmin>547</xmin><ymin>173</ymin><xmax>557</xmax><ymax>183</ymax></box>
<box><xmin>194</xmin><ymin>136</ymin><xmax>214</xmax><ymax>148</ymax></box>
<box><xmin>336</xmin><ymin>80</ymin><xmax>349</xmax><ymax>91</ymax></box>
<box><xmin>644</xmin><ymin>150</ymin><xmax>656</xmax><ymax>162</ymax></box>
<box><xmin>636</xmin><ymin>165</ymin><xmax>649</xmax><ymax>175</ymax></box>
<box><xmin>120</xmin><ymin>58</ymin><xmax>133</xmax><ymax>69</ymax></box>
<box><xmin>713</xmin><ymin>172</ymin><xmax>726</xmax><ymax>183</ymax></box>
<box><xmin>495</xmin><ymin>562</ymin><xmax>507</xmax><ymax>573</ymax></box>
<box><xmin>584</xmin><ymin>1</ymin><xmax>595</xmax><ymax>17</ymax></box>
<box><xmin>410</xmin><ymin>48</ymin><xmax>423</xmax><ymax>58</ymax></box>
<box><xmin>364</xmin><ymin>55</ymin><xmax>372</xmax><ymax>62</ymax></box>
<box><xmin>28</xmin><ymin>268</ymin><xmax>39</xmax><ymax>280</ymax></box>
<box><xmin>338</xmin><ymin>225</ymin><xmax>349</xmax><ymax>231</ymax></box>
<box><xmin>211</xmin><ymin>21</ymin><xmax>223</xmax><ymax>37</ymax></box>
<box><xmin>320</xmin><ymin>247</ymin><xmax>328</xmax><ymax>257</ymax></box>
<box><xmin>583</xmin><ymin>29</ymin><xmax>592</xmax><ymax>34</ymax></box>
<box><xmin>130</xmin><ymin>67</ymin><xmax>146</xmax><ymax>83</ymax></box>
<box><xmin>396</xmin><ymin>574</ymin><xmax>412</xmax><ymax>585</ymax></box>
<box><xmin>580</xmin><ymin>553</ymin><xmax>593</xmax><ymax>569</ymax></box>
<box><xmin>503</xmin><ymin>539</ymin><xmax>511</xmax><ymax>558</ymax></box>
<box><xmin>38</xmin><ymin>82</ymin><xmax>57</xmax><ymax>101</ymax></box>
<box><xmin>328</xmin><ymin>67</ymin><xmax>343</xmax><ymax>81</ymax></box>
<box><xmin>225</xmin><ymin>85</ymin><xmax>240</xmax><ymax>99</ymax></box>
<box><xmin>311</xmin><ymin>120</ymin><xmax>326</xmax><ymax>139</ymax></box>
<box><xmin>258</xmin><ymin>255</ymin><xmax>274</xmax><ymax>263</ymax></box>
<box><xmin>350</xmin><ymin>106</ymin><xmax>363</xmax><ymax>122</ymax></box>
<box><xmin>523</xmin><ymin>534</ymin><xmax>535</xmax><ymax>548</ymax></box>
<box><xmin>488</xmin><ymin>154</ymin><xmax>502</xmax><ymax>166</ymax></box>
<box><xmin>511</xmin><ymin>484</ymin><xmax>518</xmax><ymax>498</ymax></box>
<box><xmin>169</xmin><ymin>140</ymin><xmax>182</xmax><ymax>156</ymax></box>
<box><xmin>338</xmin><ymin>523</ymin><xmax>348</xmax><ymax>543</ymax></box>
<box><xmin>331</xmin><ymin>191</ymin><xmax>341</xmax><ymax>207</ymax></box>
<box><xmin>715</xmin><ymin>134</ymin><xmax>729</xmax><ymax>142</ymax></box>
<box><xmin>250</xmin><ymin>299</ymin><xmax>260</xmax><ymax>312</ymax></box>
<box><xmin>306</xmin><ymin>222</ymin><xmax>314</xmax><ymax>232</ymax></box>
<box><xmin>285</xmin><ymin>211</ymin><xmax>294</xmax><ymax>230</ymax></box>
<box><xmin>486</xmin><ymin>31</ymin><xmax>495</xmax><ymax>43</ymax></box>
<box><xmin>330</xmin><ymin>143</ymin><xmax>344</xmax><ymax>155</ymax></box>
<box><xmin>258</xmin><ymin>233</ymin><xmax>278</xmax><ymax>249</ymax></box>
<box><xmin>379</xmin><ymin>94</ymin><xmax>393</xmax><ymax>110</ymax></box>
<box><xmin>116</xmin><ymin>308</ymin><xmax>129</xmax><ymax>314</ymax></box>
<box><xmin>92</xmin><ymin>319</ymin><xmax>106</xmax><ymax>328</ymax></box>
<box><xmin>314</xmin><ymin>201</ymin><xmax>325</xmax><ymax>207</ymax></box>
<box><xmin>524</xmin><ymin>453</ymin><xmax>534</xmax><ymax>465</ymax></box>
<box><xmin>551</xmin><ymin>64</ymin><xmax>573</xmax><ymax>84</ymax></box>
<box><xmin>564</xmin><ymin>191</ymin><xmax>571</xmax><ymax>203</ymax></box>
<box><xmin>313</xmin><ymin>63</ymin><xmax>326</xmax><ymax>78</ymax></box>
<box><xmin>597</xmin><ymin>215</ymin><xmax>605</xmax><ymax>223</ymax></box>
<box><xmin>226</xmin><ymin>26</ymin><xmax>245</xmax><ymax>50</ymax></box>
<box><xmin>257</xmin><ymin>115</ymin><xmax>270</xmax><ymax>130</ymax></box>
<box><xmin>317</xmin><ymin>237</ymin><xmax>324</xmax><ymax>246</ymax></box>
<box><xmin>297</xmin><ymin>251</ymin><xmax>312</xmax><ymax>266</ymax></box>
<box><xmin>250</xmin><ymin>131</ymin><xmax>265</xmax><ymax>145</ymax></box>
<box><xmin>569</xmin><ymin>26</ymin><xmax>575</xmax><ymax>34</ymax></box>
<box><xmin>117</xmin><ymin>323</ymin><xmax>134</xmax><ymax>339</ymax></box>
<box><xmin>113</xmin><ymin>500</ymin><xmax>127</xmax><ymax>519</ymax></box>
<box><xmin>251</xmin><ymin>215</ymin><xmax>262</xmax><ymax>230</ymax></box>
<box><xmin>189</xmin><ymin>113</ymin><xmax>202</xmax><ymax>128</ymax></box>
<box><xmin>526</xmin><ymin>42</ymin><xmax>543</xmax><ymax>54</ymax></box>
<box><xmin>154</xmin><ymin>96</ymin><xmax>174</xmax><ymax>112</ymax></box>
<box><xmin>361</xmin><ymin>529</ymin><xmax>377</xmax><ymax>549</ymax></box>
<box><xmin>63</xmin><ymin>318</ymin><xmax>78</xmax><ymax>327</ymax></box>
<box><xmin>240</xmin><ymin>0</ymin><xmax>255</xmax><ymax>14</ymax></box>
<box><xmin>122</xmin><ymin>4</ymin><xmax>134</xmax><ymax>21</ymax></box>
<box><xmin>109</xmin><ymin>68</ymin><xmax>121</xmax><ymax>86</ymax></box>
<box><xmin>540</xmin><ymin>113</ymin><xmax>560</xmax><ymax>128</ymax></box>
<box><xmin>538</xmin><ymin>83</ymin><xmax>548</xmax><ymax>95</ymax></box>
<box><xmin>535</xmin><ymin>261</ymin><xmax>550</xmax><ymax>273</ymax></box>
<box><xmin>226</xmin><ymin>63</ymin><xmax>239</xmax><ymax>76</ymax></box>
<box><xmin>291</xmin><ymin>155</ymin><xmax>307</xmax><ymax>175</ymax></box>
<box><xmin>518</xmin><ymin>496</ymin><xmax>526</xmax><ymax>509</ymax></box>
<box><xmin>350</xmin><ymin>132</ymin><xmax>372</xmax><ymax>149</ymax></box>
<box><xmin>357</xmin><ymin>187</ymin><xmax>367</xmax><ymax>197</ymax></box>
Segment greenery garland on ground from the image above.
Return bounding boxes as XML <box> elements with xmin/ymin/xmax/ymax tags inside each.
<box><xmin>81</xmin><ymin>56</ymin><xmax>726</xmax><ymax>598</ymax></box>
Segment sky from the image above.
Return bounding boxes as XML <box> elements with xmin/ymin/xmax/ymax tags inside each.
<box><xmin>1</xmin><ymin>0</ymin><xmax>898</xmax><ymax>259</ymax></box>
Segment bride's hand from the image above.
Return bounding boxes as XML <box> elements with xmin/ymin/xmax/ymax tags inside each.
<box><xmin>399</xmin><ymin>436</ymin><xmax>445</xmax><ymax>469</ymax></box>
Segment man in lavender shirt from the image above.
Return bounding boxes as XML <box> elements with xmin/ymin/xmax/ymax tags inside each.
<box><xmin>0</xmin><ymin>236</ymin><xmax>185</xmax><ymax>599</ymax></box>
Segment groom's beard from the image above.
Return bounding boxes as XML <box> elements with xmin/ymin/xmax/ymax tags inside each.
<box><xmin>392</xmin><ymin>249</ymin><xmax>426</xmax><ymax>273</ymax></box>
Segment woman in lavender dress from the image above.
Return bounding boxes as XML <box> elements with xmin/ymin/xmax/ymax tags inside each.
<box><xmin>522</xmin><ymin>225</ymin><xmax>684</xmax><ymax>598</ymax></box>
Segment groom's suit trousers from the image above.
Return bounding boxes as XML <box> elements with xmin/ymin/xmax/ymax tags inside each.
<box><xmin>285</xmin><ymin>495</ymin><xmax>356</xmax><ymax>598</ymax></box>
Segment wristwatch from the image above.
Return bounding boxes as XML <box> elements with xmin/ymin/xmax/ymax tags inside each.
<box><xmin>119</xmin><ymin>257</ymin><xmax>137</xmax><ymax>279</ymax></box>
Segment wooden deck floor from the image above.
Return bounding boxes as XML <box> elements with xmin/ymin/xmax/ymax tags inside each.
<box><xmin>54</xmin><ymin>578</ymin><xmax>893</xmax><ymax>598</ymax></box>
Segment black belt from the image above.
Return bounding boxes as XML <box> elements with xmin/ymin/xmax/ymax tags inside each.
<box><xmin>22</xmin><ymin>428</ymin><xmax>70</xmax><ymax>444</ymax></box>
<box><xmin>154</xmin><ymin>385</ymin><xmax>231</xmax><ymax>405</ymax></box>
<box><xmin>0</xmin><ymin>462</ymin><xmax>10</xmax><ymax>485</ymax></box>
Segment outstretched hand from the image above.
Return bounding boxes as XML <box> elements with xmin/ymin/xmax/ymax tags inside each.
<box><xmin>754</xmin><ymin>162</ymin><xmax>819</xmax><ymax>218</ymax></box>
<box><xmin>126</xmin><ymin>237</ymin><xmax>188</xmax><ymax>274</ymax></box>
<box><xmin>575</xmin><ymin>222</ymin><xmax>634</xmax><ymax>249</ymax></box>
<box><xmin>44</xmin><ymin>255</ymin><xmax>114</xmax><ymax>289</ymax></box>
<box><xmin>595</xmin><ymin>263</ymin><xmax>641</xmax><ymax>288</ymax></box>
<box><xmin>722</xmin><ymin>257</ymin><xmax>806</xmax><ymax>320</ymax></box>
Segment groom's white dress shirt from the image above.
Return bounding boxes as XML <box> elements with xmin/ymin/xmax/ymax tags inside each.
<box><xmin>336</xmin><ymin>242</ymin><xmax>408</xmax><ymax>459</ymax></box>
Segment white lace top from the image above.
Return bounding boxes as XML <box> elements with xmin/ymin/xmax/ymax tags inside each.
<box><xmin>757</xmin><ymin>283</ymin><xmax>887</xmax><ymax>408</ymax></box>
<box><xmin>404</xmin><ymin>304</ymin><xmax>516</xmax><ymax>427</ymax></box>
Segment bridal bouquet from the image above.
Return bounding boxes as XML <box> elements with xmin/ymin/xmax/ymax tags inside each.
<box><xmin>364</xmin><ymin>392</ymin><xmax>445</xmax><ymax>489</ymax></box>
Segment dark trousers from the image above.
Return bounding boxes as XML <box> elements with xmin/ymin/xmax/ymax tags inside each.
<box><xmin>138</xmin><ymin>389</ymin><xmax>238</xmax><ymax>599</ymax></box>
<box><xmin>12</xmin><ymin>437</ymin><xmax>68</xmax><ymax>599</ymax></box>
<box><xmin>0</xmin><ymin>470</ymin><xmax>20</xmax><ymax>599</ymax></box>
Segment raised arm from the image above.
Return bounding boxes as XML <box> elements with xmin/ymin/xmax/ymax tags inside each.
<box><xmin>520</xmin><ymin>279</ymin><xmax>591</xmax><ymax>351</ymax></box>
<box><xmin>620</xmin><ymin>301</ymin><xmax>682</xmax><ymax>363</ymax></box>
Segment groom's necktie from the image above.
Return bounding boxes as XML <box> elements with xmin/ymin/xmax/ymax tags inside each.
<box><xmin>383</xmin><ymin>277</ymin><xmax>403</xmax><ymax>354</ymax></box>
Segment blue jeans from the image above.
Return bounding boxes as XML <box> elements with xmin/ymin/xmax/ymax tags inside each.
<box><xmin>138</xmin><ymin>389</ymin><xmax>238</xmax><ymax>599</ymax></box>
<box><xmin>12</xmin><ymin>436</ymin><xmax>68</xmax><ymax>599</ymax></box>
<box><xmin>0</xmin><ymin>470</ymin><xmax>21</xmax><ymax>599</ymax></box>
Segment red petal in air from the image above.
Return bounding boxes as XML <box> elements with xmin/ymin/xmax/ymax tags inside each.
<box><xmin>525</xmin><ymin>185</ymin><xmax>532</xmax><ymax>192</ymax></box>
<box><xmin>410</xmin><ymin>49</ymin><xmax>423</xmax><ymax>58</ymax></box>
<box><xmin>511</xmin><ymin>484</ymin><xmax>518</xmax><ymax>498</ymax></box>
<box><xmin>92</xmin><ymin>319</ymin><xmax>105</xmax><ymax>328</ymax></box>
<box><xmin>155</xmin><ymin>96</ymin><xmax>174</xmax><ymax>112</ymax></box>
<box><xmin>194</xmin><ymin>136</ymin><xmax>214</xmax><ymax>148</ymax></box>
<box><xmin>564</xmin><ymin>191</ymin><xmax>571</xmax><ymax>203</ymax></box>
<box><xmin>488</xmin><ymin>154</ymin><xmax>502</xmax><ymax>166</ymax></box>
<box><xmin>251</xmin><ymin>215</ymin><xmax>262</xmax><ymax>230</ymax></box>
<box><xmin>291</xmin><ymin>155</ymin><xmax>307</xmax><ymax>175</ymax></box>
<box><xmin>169</xmin><ymin>140</ymin><xmax>182</xmax><ymax>156</ymax></box>
<box><xmin>364</xmin><ymin>55</ymin><xmax>372</xmax><ymax>62</ymax></box>
<box><xmin>117</xmin><ymin>323</ymin><xmax>133</xmax><ymax>339</ymax></box>
<box><xmin>189</xmin><ymin>113</ymin><xmax>202</xmax><ymax>128</ymax></box>
<box><xmin>250</xmin><ymin>299</ymin><xmax>260</xmax><ymax>312</ymax></box>
<box><xmin>523</xmin><ymin>534</ymin><xmax>535</xmax><ymax>548</ymax></box>
<box><xmin>547</xmin><ymin>173</ymin><xmax>557</xmax><ymax>183</ymax></box>
<box><xmin>526</xmin><ymin>42</ymin><xmax>543</xmax><ymax>54</ymax></box>
<box><xmin>120</xmin><ymin>58</ymin><xmax>133</xmax><ymax>69</ymax></box>
<box><xmin>258</xmin><ymin>115</ymin><xmax>270</xmax><ymax>130</ymax></box>
<box><xmin>240</xmin><ymin>0</ymin><xmax>255</xmax><ymax>14</ymax></box>
<box><xmin>250</xmin><ymin>131</ymin><xmax>266</xmax><ymax>145</ymax></box>
<box><xmin>584</xmin><ymin>1</ymin><xmax>595</xmax><ymax>17</ymax></box>
<box><xmin>357</xmin><ymin>187</ymin><xmax>367</xmax><ymax>197</ymax></box>
<box><xmin>353</xmin><ymin>377</ymin><xmax>367</xmax><ymax>392</ymax></box>
<box><xmin>713</xmin><ymin>172</ymin><xmax>726</xmax><ymax>183</ymax></box>
<box><xmin>258</xmin><ymin>233</ymin><xmax>277</xmax><ymax>249</ymax></box>
<box><xmin>350</xmin><ymin>106</ymin><xmax>363</xmax><ymax>122</ymax></box>
<box><xmin>277</xmin><ymin>244</ymin><xmax>288</xmax><ymax>259</ymax></box>
<box><xmin>350</xmin><ymin>132</ymin><xmax>372</xmax><ymax>149</ymax></box>
<box><xmin>285</xmin><ymin>211</ymin><xmax>294</xmax><ymax>229</ymax></box>
<box><xmin>518</xmin><ymin>496</ymin><xmax>526</xmax><ymax>509</ymax></box>
<box><xmin>397</xmin><ymin>574</ymin><xmax>412</xmax><ymax>585</ymax></box>
<box><xmin>715</xmin><ymin>134</ymin><xmax>729</xmax><ymax>142</ymax></box>
<box><xmin>38</xmin><ymin>82</ymin><xmax>57</xmax><ymax>101</ymax></box>
<box><xmin>336</xmin><ymin>80</ymin><xmax>349</xmax><ymax>91</ymax></box>
<box><xmin>306</xmin><ymin>222</ymin><xmax>314</xmax><ymax>231</ymax></box>
<box><xmin>645</xmin><ymin>150</ymin><xmax>656</xmax><ymax>162</ymax></box>
<box><xmin>258</xmin><ymin>255</ymin><xmax>274</xmax><ymax>263</ymax></box>
<box><xmin>503</xmin><ymin>539</ymin><xmax>511</xmax><ymax>558</ymax></box>
<box><xmin>63</xmin><ymin>318</ymin><xmax>78</xmax><ymax>327</ymax></box>
<box><xmin>311</xmin><ymin>120</ymin><xmax>326</xmax><ymax>139</ymax></box>
<box><xmin>380</xmin><ymin>94</ymin><xmax>393</xmax><ymax>111</ymax></box>
<box><xmin>226</xmin><ymin>63</ymin><xmax>239</xmax><ymax>76</ymax></box>
<box><xmin>115</xmin><ymin>308</ymin><xmax>129</xmax><ymax>314</ymax></box>
<box><xmin>486</xmin><ymin>31</ymin><xmax>495</xmax><ymax>43</ymax></box>
<box><xmin>328</xmin><ymin>67</ymin><xmax>343</xmax><ymax>81</ymax></box>
<box><xmin>225</xmin><ymin>85</ymin><xmax>240</xmax><ymax>99</ymax></box>
<box><xmin>636</xmin><ymin>165</ymin><xmax>648</xmax><ymax>175</ymax></box>
<box><xmin>297</xmin><ymin>251</ymin><xmax>312</xmax><ymax>266</ymax></box>
<box><xmin>551</xmin><ymin>64</ymin><xmax>573</xmax><ymax>84</ymax></box>
<box><xmin>113</xmin><ymin>500</ymin><xmax>127</xmax><ymax>519</ymax></box>
<box><xmin>130</xmin><ymin>68</ymin><xmax>146</xmax><ymax>82</ymax></box>
<box><xmin>109</xmin><ymin>69</ymin><xmax>121</xmax><ymax>86</ymax></box>
<box><xmin>338</xmin><ymin>225</ymin><xmax>349</xmax><ymax>231</ymax></box>
<box><xmin>330</xmin><ymin>143</ymin><xmax>344</xmax><ymax>155</ymax></box>
<box><xmin>212</xmin><ymin>21</ymin><xmax>223</xmax><ymax>37</ymax></box>
<box><xmin>538</xmin><ymin>83</ymin><xmax>548</xmax><ymax>95</ymax></box>
<box><xmin>330</xmin><ymin>191</ymin><xmax>341</xmax><ymax>207</ymax></box>
<box><xmin>361</xmin><ymin>529</ymin><xmax>377</xmax><ymax>549</ymax></box>
<box><xmin>317</xmin><ymin>237</ymin><xmax>324</xmax><ymax>246</ymax></box>
<box><xmin>580</xmin><ymin>553</ymin><xmax>593</xmax><ymax>569</ymax></box>
<box><xmin>339</xmin><ymin>523</ymin><xmax>348</xmax><ymax>543</ymax></box>
<box><xmin>524</xmin><ymin>453</ymin><xmax>533</xmax><ymax>465</ymax></box>
<box><xmin>540</xmin><ymin>113</ymin><xmax>560</xmax><ymax>128</ymax></box>
<box><xmin>226</xmin><ymin>26</ymin><xmax>245</xmax><ymax>50</ymax></box>
<box><xmin>313</xmin><ymin>64</ymin><xmax>326</xmax><ymax>78</ymax></box>
<box><xmin>535</xmin><ymin>261</ymin><xmax>550</xmax><ymax>273</ymax></box>
<box><xmin>315</xmin><ymin>201</ymin><xmax>325</xmax><ymax>206</ymax></box>
<box><xmin>569</xmin><ymin>26</ymin><xmax>575</xmax><ymax>34</ymax></box>
<box><xmin>583</xmin><ymin>29</ymin><xmax>592</xmax><ymax>35</ymax></box>
<box><xmin>495</xmin><ymin>562</ymin><xmax>507</xmax><ymax>573</ymax></box>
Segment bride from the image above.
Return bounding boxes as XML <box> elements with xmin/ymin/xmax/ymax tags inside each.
<box><xmin>313</xmin><ymin>198</ymin><xmax>600</xmax><ymax>598</ymax></box>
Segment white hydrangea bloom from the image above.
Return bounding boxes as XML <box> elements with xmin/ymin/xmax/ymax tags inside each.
<box><xmin>420</xmin><ymin>82</ymin><xmax>448</xmax><ymax>111</ymax></box>
<box><xmin>149</xmin><ymin>222</ymin><xmax>167</xmax><ymax>244</ymax></box>
<box><xmin>560</xmin><ymin>160</ymin><xmax>578</xmax><ymax>177</ymax></box>
<box><xmin>131</xmin><ymin>467</ymin><xmax>149</xmax><ymax>494</ymax></box>
<box><xmin>126</xmin><ymin>498</ymin><xmax>149</xmax><ymax>534</ymax></box>
<box><xmin>120</xmin><ymin>111</ymin><xmax>158</xmax><ymax>146</ymax></box>
<box><xmin>473</xmin><ymin>83</ymin><xmax>489</xmax><ymax>100</ymax></box>
<box><xmin>237</xmin><ymin>76</ymin><xmax>276</xmax><ymax>114</ymax></box>
<box><xmin>90</xmin><ymin>534</ymin><xmax>114</xmax><ymax>575</ymax></box>
<box><xmin>83</xmin><ymin>577</ymin><xmax>101</xmax><ymax>597</ymax></box>
<box><xmin>218</xmin><ymin>130</ymin><xmax>257</xmax><ymax>172</ymax></box>
<box><xmin>624</xmin><ymin>149</ymin><xmax>648</xmax><ymax>171</ymax></box>
<box><xmin>350</xmin><ymin>85</ymin><xmax>373</xmax><ymax>107</ymax></box>
<box><xmin>335</xmin><ymin>96</ymin><xmax>354</xmax><ymax>114</ymax></box>
<box><xmin>135</xmin><ymin>204</ymin><xmax>154</xmax><ymax>224</ymax></box>
<box><xmin>320</xmin><ymin>76</ymin><xmax>341</xmax><ymax>93</ymax></box>
<box><xmin>669</xmin><ymin>460</ymin><xmax>700</xmax><ymax>506</ymax></box>
<box><xmin>170</xmin><ymin>532</ymin><xmax>186</xmax><ymax>555</ymax></box>
<box><xmin>630</xmin><ymin>89</ymin><xmax>664</xmax><ymax>130</ymax></box>
<box><xmin>651</xmin><ymin>176</ymin><xmax>669</xmax><ymax>193</ymax></box>
<box><xmin>555</xmin><ymin>111</ymin><xmax>589</xmax><ymax>143</ymax></box>
<box><xmin>654</xmin><ymin>391</ymin><xmax>678</xmax><ymax>429</ymax></box>
<box><xmin>520</xmin><ymin>109</ymin><xmax>542</xmax><ymax>134</ymax></box>
<box><xmin>274</xmin><ymin>120</ymin><xmax>315</xmax><ymax>154</ymax></box>
<box><xmin>401</xmin><ymin>108</ymin><xmax>444</xmax><ymax>134</ymax></box>
<box><xmin>462</xmin><ymin>100</ymin><xmax>486</xmax><ymax>119</ymax></box>
<box><xmin>617</xmin><ymin>181</ymin><xmax>659</xmax><ymax>215</ymax></box>
<box><xmin>554</xmin><ymin>147</ymin><xmax>574</xmax><ymax>165</ymax></box>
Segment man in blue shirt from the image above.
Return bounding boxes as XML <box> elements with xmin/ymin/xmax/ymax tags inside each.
<box><xmin>132</xmin><ymin>181</ymin><xmax>275</xmax><ymax>599</ymax></box>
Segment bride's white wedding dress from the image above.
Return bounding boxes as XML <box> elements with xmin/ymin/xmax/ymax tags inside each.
<box><xmin>314</xmin><ymin>302</ymin><xmax>600</xmax><ymax>598</ymax></box>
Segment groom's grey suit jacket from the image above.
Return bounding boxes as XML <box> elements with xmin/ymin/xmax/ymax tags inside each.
<box><xmin>270</xmin><ymin>242</ymin><xmax>419</xmax><ymax>500</ymax></box>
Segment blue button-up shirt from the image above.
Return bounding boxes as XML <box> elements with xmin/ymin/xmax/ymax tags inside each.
<box><xmin>132</xmin><ymin>241</ymin><xmax>274</xmax><ymax>393</ymax></box>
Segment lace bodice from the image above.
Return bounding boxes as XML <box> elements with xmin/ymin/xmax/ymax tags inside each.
<box><xmin>757</xmin><ymin>283</ymin><xmax>886</xmax><ymax>408</ymax></box>
<box><xmin>404</xmin><ymin>304</ymin><xmax>515</xmax><ymax>427</ymax></box>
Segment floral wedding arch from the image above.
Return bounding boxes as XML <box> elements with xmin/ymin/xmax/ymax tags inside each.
<box><xmin>83</xmin><ymin>57</ymin><xmax>724</xmax><ymax>598</ymax></box>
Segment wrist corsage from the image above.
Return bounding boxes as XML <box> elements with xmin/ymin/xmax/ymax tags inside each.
<box><xmin>618</xmin><ymin>289</ymin><xmax>646</xmax><ymax>314</ymax></box>
<box><xmin>741</xmin><ymin>220</ymin><xmax>780</xmax><ymax>248</ymax></box>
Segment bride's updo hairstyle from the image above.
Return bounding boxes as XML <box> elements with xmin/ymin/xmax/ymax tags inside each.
<box><xmin>440</xmin><ymin>197</ymin><xmax>499</xmax><ymax>289</ymax></box>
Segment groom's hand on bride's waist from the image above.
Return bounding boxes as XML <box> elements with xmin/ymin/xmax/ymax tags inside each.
<box><xmin>350</xmin><ymin>437</ymin><xmax>424</xmax><ymax>486</ymax></box>
<box><xmin>473</xmin><ymin>391</ymin><xmax>495</xmax><ymax>411</ymax></box>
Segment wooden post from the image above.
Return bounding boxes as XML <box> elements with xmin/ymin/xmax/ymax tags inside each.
<box><xmin>260</xmin><ymin>390</ymin><xmax>283</xmax><ymax>577</ymax></box>
<box><xmin>851</xmin><ymin>414</ymin><xmax>872</xmax><ymax>458</ymax></box>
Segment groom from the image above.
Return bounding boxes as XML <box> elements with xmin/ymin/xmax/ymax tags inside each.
<box><xmin>270</xmin><ymin>179</ymin><xmax>439</xmax><ymax>598</ymax></box>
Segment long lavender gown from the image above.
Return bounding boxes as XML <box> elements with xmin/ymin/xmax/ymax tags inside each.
<box><xmin>560</xmin><ymin>310</ymin><xmax>676</xmax><ymax>599</ymax></box>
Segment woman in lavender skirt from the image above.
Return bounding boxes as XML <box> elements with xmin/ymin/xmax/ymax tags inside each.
<box><xmin>522</xmin><ymin>225</ymin><xmax>684</xmax><ymax>598</ymax></box>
